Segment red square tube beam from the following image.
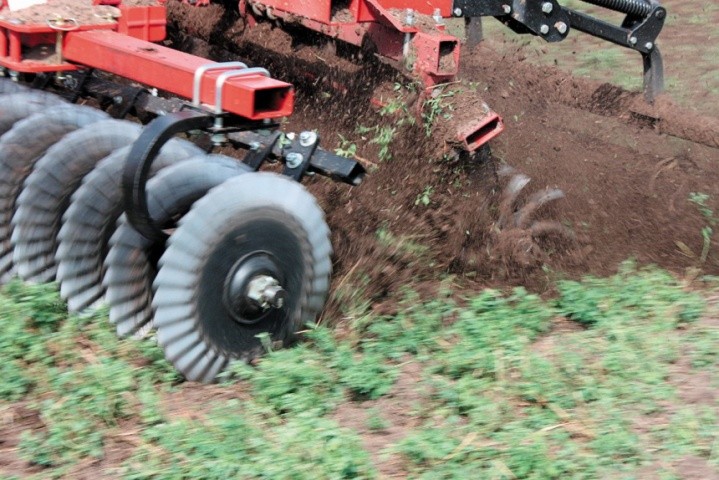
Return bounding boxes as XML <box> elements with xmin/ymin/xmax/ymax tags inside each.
<box><xmin>63</xmin><ymin>30</ymin><xmax>294</xmax><ymax>121</ymax></box>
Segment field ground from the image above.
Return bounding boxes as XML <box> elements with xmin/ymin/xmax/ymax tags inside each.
<box><xmin>2</xmin><ymin>0</ymin><xmax>719</xmax><ymax>478</ymax></box>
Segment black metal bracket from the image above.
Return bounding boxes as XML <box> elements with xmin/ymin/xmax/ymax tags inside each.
<box><xmin>123</xmin><ymin>110</ymin><xmax>214</xmax><ymax>242</ymax></box>
<box><xmin>283</xmin><ymin>132</ymin><xmax>319</xmax><ymax>181</ymax></box>
<box><xmin>242</xmin><ymin>130</ymin><xmax>283</xmax><ymax>171</ymax></box>
<box><xmin>106</xmin><ymin>85</ymin><xmax>146</xmax><ymax>119</ymax></box>
<box><xmin>228</xmin><ymin>130</ymin><xmax>366</xmax><ymax>186</ymax></box>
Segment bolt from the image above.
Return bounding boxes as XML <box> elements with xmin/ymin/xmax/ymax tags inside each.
<box><xmin>249</xmin><ymin>141</ymin><xmax>261</xmax><ymax>151</ymax></box>
<box><xmin>502</xmin><ymin>4</ymin><xmax>511</xmax><ymax>14</ymax></box>
<box><xmin>433</xmin><ymin>8</ymin><xmax>442</xmax><ymax>23</ymax></box>
<box><xmin>286</xmin><ymin>152</ymin><xmax>304</xmax><ymax>168</ymax></box>
<box><xmin>539</xmin><ymin>24</ymin><xmax>550</xmax><ymax>35</ymax></box>
<box><xmin>405</xmin><ymin>8</ymin><xmax>415</xmax><ymax>26</ymax></box>
<box><xmin>113</xmin><ymin>95</ymin><xmax>123</xmax><ymax>105</ymax></box>
<box><xmin>453</xmin><ymin>7</ymin><xmax>462</xmax><ymax>17</ymax></box>
<box><xmin>541</xmin><ymin>2</ymin><xmax>553</xmax><ymax>14</ymax></box>
<box><xmin>655</xmin><ymin>9</ymin><xmax>665</xmax><ymax>19</ymax></box>
<box><xmin>645</xmin><ymin>42</ymin><xmax>654</xmax><ymax>50</ymax></box>
<box><xmin>629</xmin><ymin>36</ymin><xmax>637</xmax><ymax>45</ymax></box>
<box><xmin>555</xmin><ymin>21</ymin><xmax>567</xmax><ymax>34</ymax></box>
<box><xmin>299</xmin><ymin>131</ymin><xmax>317</xmax><ymax>147</ymax></box>
<box><xmin>286</xmin><ymin>132</ymin><xmax>296</xmax><ymax>141</ymax></box>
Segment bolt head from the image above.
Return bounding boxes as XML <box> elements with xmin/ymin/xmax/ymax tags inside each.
<box><xmin>541</xmin><ymin>2</ymin><xmax>553</xmax><ymax>14</ymax></box>
<box><xmin>453</xmin><ymin>7</ymin><xmax>462</xmax><ymax>17</ymax></box>
<box><xmin>286</xmin><ymin>152</ymin><xmax>304</xmax><ymax>168</ymax></box>
<box><xmin>629</xmin><ymin>36</ymin><xmax>638</xmax><ymax>45</ymax></box>
<box><xmin>539</xmin><ymin>24</ymin><xmax>550</xmax><ymax>35</ymax></box>
<box><xmin>502</xmin><ymin>4</ymin><xmax>512</xmax><ymax>14</ymax></box>
<box><xmin>645</xmin><ymin>42</ymin><xmax>654</xmax><ymax>50</ymax></box>
<box><xmin>555</xmin><ymin>21</ymin><xmax>568</xmax><ymax>34</ymax></box>
<box><xmin>655</xmin><ymin>8</ymin><xmax>665</xmax><ymax>19</ymax></box>
<box><xmin>299</xmin><ymin>131</ymin><xmax>318</xmax><ymax>147</ymax></box>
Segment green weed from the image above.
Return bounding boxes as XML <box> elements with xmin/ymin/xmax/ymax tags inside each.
<box><xmin>335</xmin><ymin>133</ymin><xmax>358</xmax><ymax>158</ymax></box>
<box><xmin>357</xmin><ymin>125</ymin><xmax>396</xmax><ymax>161</ymax></box>
<box><xmin>689</xmin><ymin>192</ymin><xmax>717</xmax><ymax>264</ymax></box>
<box><xmin>125</xmin><ymin>401</ymin><xmax>376</xmax><ymax>479</ymax></box>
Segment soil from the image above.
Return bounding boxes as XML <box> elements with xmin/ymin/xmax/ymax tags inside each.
<box><xmin>165</xmin><ymin>2</ymin><xmax>719</xmax><ymax>319</ymax></box>
<box><xmin>2</xmin><ymin>1</ymin><xmax>719</xmax><ymax>478</ymax></box>
<box><xmin>0</xmin><ymin>0</ymin><xmax>157</xmax><ymax>26</ymax></box>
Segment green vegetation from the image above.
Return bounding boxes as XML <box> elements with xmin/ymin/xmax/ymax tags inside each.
<box><xmin>357</xmin><ymin>124</ymin><xmax>396</xmax><ymax>162</ymax></box>
<box><xmin>689</xmin><ymin>192</ymin><xmax>717</xmax><ymax>264</ymax></box>
<box><xmin>1</xmin><ymin>263</ymin><xmax>717</xmax><ymax>478</ymax></box>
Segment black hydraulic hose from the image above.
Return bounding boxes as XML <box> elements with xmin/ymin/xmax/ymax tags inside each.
<box><xmin>579</xmin><ymin>0</ymin><xmax>652</xmax><ymax>17</ymax></box>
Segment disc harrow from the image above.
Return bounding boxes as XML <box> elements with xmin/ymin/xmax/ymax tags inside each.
<box><xmin>57</xmin><ymin>133</ymin><xmax>203</xmax><ymax>314</ymax></box>
<box><xmin>153</xmin><ymin>172</ymin><xmax>331</xmax><ymax>382</ymax></box>
<box><xmin>104</xmin><ymin>155</ymin><xmax>251</xmax><ymax>338</ymax></box>
<box><xmin>0</xmin><ymin>0</ymin><xmax>667</xmax><ymax>382</ymax></box>
<box><xmin>0</xmin><ymin>0</ymin><xmax>361</xmax><ymax>380</ymax></box>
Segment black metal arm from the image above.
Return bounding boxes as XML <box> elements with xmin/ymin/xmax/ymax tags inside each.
<box><xmin>455</xmin><ymin>0</ymin><xmax>666</xmax><ymax>101</ymax></box>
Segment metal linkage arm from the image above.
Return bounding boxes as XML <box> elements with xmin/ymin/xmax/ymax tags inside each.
<box><xmin>454</xmin><ymin>0</ymin><xmax>666</xmax><ymax>101</ymax></box>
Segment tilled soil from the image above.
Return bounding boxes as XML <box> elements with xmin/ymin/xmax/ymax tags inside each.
<box><xmin>165</xmin><ymin>2</ymin><xmax>719</xmax><ymax>319</ymax></box>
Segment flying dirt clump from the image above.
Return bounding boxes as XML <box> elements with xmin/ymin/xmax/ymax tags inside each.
<box><xmin>491</xmin><ymin>165</ymin><xmax>577</xmax><ymax>271</ymax></box>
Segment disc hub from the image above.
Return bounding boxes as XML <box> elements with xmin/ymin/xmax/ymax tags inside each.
<box><xmin>224</xmin><ymin>253</ymin><xmax>287</xmax><ymax>324</ymax></box>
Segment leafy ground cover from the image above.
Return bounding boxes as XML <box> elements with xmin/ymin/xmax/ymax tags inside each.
<box><xmin>1</xmin><ymin>263</ymin><xmax>717</xmax><ymax>479</ymax></box>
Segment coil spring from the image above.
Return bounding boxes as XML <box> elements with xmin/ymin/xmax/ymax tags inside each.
<box><xmin>580</xmin><ymin>0</ymin><xmax>652</xmax><ymax>17</ymax></box>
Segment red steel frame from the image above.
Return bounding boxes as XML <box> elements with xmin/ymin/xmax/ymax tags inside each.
<box><xmin>0</xmin><ymin>0</ymin><xmax>501</xmax><ymax>149</ymax></box>
<box><xmin>239</xmin><ymin>0</ymin><xmax>504</xmax><ymax>149</ymax></box>
<box><xmin>0</xmin><ymin>1</ymin><xmax>293</xmax><ymax>121</ymax></box>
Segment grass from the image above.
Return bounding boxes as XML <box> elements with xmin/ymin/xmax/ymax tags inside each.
<box><xmin>1</xmin><ymin>262</ymin><xmax>717</xmax><ymax>478</ymax></box>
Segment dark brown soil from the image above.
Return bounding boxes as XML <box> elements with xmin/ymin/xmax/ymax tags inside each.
<box><xmin>165</xmin><ymin>1</ymin><xmax>719</xmax><ymax>320</ymax></box>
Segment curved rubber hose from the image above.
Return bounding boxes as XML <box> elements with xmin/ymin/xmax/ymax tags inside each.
<box><xmin>153</xmin><ymin>172</ymin><xmax>332</xmax><ymax>382</ymax></box>
<box><xmin>11</xmin><ymin>120</ymin><xmax>141</xmax><ymax>283</ymax></box>
<box><xmin>0</xmin><ymin>105</ymin><xmax>108</xmax><ymax>280</ymax></box>
<box><xmin>56</xmin><ymin>137</ymin><xmax>203</xmax><ymax>313</ymax></box>
<box><xmin>104</xmin><ymin>155</ymin><xmax>251</xmax><ymax>338</ymax></box>
<box><xmin>0</xmin><ymin>91</ymin><xmax>66</xmax><ymax>137</ymax></box>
